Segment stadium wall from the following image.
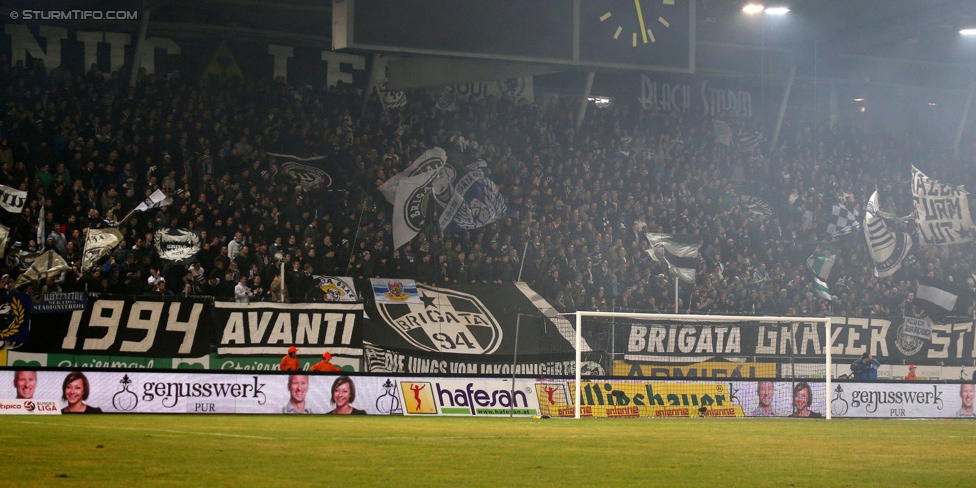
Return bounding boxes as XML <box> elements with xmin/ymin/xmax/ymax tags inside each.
<box><xmin>2</xmin><ymin>370</ymin><xmax>973</xmax><ymax>419</ymax></box>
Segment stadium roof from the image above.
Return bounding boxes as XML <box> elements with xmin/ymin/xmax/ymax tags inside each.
<box><xmin>4</xmin><ymin>0</ymin><xmax>976</xmax><ymax>89</ymax></box>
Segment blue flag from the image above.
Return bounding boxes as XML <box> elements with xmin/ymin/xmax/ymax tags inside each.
<box><xmin>0</xmin><ymin>291</ymin><xmax>32</xmax><ymax>349</ymax></box>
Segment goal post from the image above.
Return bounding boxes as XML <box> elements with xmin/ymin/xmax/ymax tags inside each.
<box><xmin>573</xmin><ymin>311</ymin><xmax>832</xmax><ymax>419</ymax></box>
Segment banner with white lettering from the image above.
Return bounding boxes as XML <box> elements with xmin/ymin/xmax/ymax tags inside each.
<box><xmin>0</xmin><ymin>184</ymin><xmax>27</xmax><ymax>213</ymax></box>
<box><xmin>911</xmin><ymin>166</ymin><xmax>975</xmax><ymax>245</ymax></box>
<box><xmin>614</xmin><ymin>315</ymin><xmax>976</xmax><ymax>367</ymax></box>
<box><xmin>32</xmin><ymin>292</ymin><xmax>88</xmax><ymax>314</ymax></box>
<box><xmin>213</xmin><ymin>302</ymin><xmax>363</xmax><ymax>358</ymax></box>
<box><xmin>18</xmin><ymin>298</ymin><xmax>212</xmax><ymax>357</ymax></box>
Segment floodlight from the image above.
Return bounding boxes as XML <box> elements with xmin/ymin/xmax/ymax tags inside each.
<box><xmin>961</xmin><ymin>28</ymin><xmax>976</xmax><ymax>36</ymax></box>
<box><xmin>742</xmin><ymin>4</ymin><xmax>765</xmax><ymax>14</ymax></box>
<box><xmin>764</xmin><ymin>7</ymin><xmax>790</xmax><ymax>15</ymax></box>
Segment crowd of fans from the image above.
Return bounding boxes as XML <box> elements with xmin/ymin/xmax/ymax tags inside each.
<box><xmin>0</xmin><ymin>54</ymin><xmax>974</xmax><ymax>319</ymax></box>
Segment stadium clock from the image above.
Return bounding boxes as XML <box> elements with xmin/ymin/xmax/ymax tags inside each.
<box><xmin>578</xmin><ymin>0</ymin><xmax>693</xmax><ymax>71</ymax></box>
<box><xmin>595</xmin><ymin>0</ymin><xmax>677</xmax><ymax>49</ymax></box>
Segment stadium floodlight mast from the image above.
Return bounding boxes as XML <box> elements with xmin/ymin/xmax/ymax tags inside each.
<box><xmin>573</xmin><ymin>311</ymin><xmax>832</xmax><ymax>420</ymax></box>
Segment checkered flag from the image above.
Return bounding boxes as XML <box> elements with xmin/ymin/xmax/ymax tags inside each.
<box><xmin>826</xmin><ymin>204</ymin><xmax>860</xmax><ymax>238</ymax></box>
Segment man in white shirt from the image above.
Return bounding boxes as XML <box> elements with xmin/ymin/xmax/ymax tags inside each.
<box><xmin>234</xmin><ymin>276</ymin><xmax>252</xmax><ymax>303</ymax></box>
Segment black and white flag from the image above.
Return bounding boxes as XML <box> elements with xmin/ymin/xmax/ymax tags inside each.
<box><xmin>826</xmin><ymin>204</ymin><xmax>860</xmax><ymax>238</ymax></box>
<box><xmin>154</xmin><ymin>228</ymin><xmax>201</xmax><ymax>264</ymax></box>
<box><xmin>911</xmin><ymin>166</ymin><xmax>975</xmax><ymax>245</ymax></box>
<box><xmin>80</xmin><ymin>228</ymin><xmax>124</xmax><ymax>274</ymax></box>
<box><xmin>864</xmin><ymin>191</ymin><xmax>912</xmax><ymax>278</ymax></box>
<box><xmin>135</xmin><ymin>189</ymin><xmax>174</xmax><ymax>212</ymax></box>
<box><xmin>381</xmin><ymin>148</ymin><xmax>448</xmax><ymax>249</ymax></box>
<box><xmin>266</xmin><ymin>153</ymin><xmax>333</xmax><ymax>191</ymax></box>
<box><xmin>737</xmin><ymin>132</ymin><xmax>762</xmax><ymax>154</ymax></box>
<box><xmin>645</xmin><ymin>233</ymin><xmax>699</xmax><ymax>284</ymax></box>
<box><xmin>916</xmin><ymin>278</ymin><xmax>973</xmax><ymax>321</ymax></box>
<box><xmin>0</xmin><ymin>184</ymin><xmax>27</xmax><ymax>213</ymax></box>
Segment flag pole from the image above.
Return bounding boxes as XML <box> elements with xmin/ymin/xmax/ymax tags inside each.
<box><xmin>674</xmin><ymin>277</ymin><xmax>679</xmax><ymax>313</ymax></box>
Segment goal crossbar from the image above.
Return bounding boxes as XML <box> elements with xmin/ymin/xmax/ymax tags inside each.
<box><xmin>573</xmin><ymin>311</ymin><xmax>832</xmax><ymax>419</ymax></box>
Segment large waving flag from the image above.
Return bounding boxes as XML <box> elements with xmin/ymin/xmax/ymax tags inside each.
<box><xmin>864</xmin><ymin>191</ymin><xmax>912</xmax><ymax>277</ymax></box>
<box><xmin>438</xmin><ymin>159</ymin><xmax>509</xmax><ymax>235</ymax></box>
<box><xmin>826</xmin><ymin>204</ymin><xmax>860</xmax><ymax>239</ymax></box>
<box><xmin>13</xmin><ymin>250</ymin><xmax>70</xmax><ymax>289</ymax></box>
<box><xmin>645</xmin><ymin>233</ymin><xmax>699</xmax><ymax>284</ymax></box>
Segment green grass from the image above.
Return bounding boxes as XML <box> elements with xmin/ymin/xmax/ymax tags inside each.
<box><xmin>1</xmin><ymin>415</ymin><xmax>974</xmax><ymax>487</ymax></box>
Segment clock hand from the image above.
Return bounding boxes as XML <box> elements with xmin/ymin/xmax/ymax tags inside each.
<box><xmin>634</xmin><ymin>0</ymin><xmax>649</xmax><ymax>44</ymax></box>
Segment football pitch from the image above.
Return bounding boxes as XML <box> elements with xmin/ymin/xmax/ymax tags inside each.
<box><xmin>2</xmin><ymin>415</ymin><xmax>974</xmax><ymax>487</ymax></box>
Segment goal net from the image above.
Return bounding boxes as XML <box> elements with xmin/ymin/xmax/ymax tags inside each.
<box><xmin>565</xmin><ymin>312</ymin><xmax>832</xmax><ymax>419</ymax></box>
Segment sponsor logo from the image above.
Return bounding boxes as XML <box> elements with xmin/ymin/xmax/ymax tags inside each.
<box><xmin>614</xmin><ymin>361</ymin><xmax>776</xmax><ymax>378</ymax></box>
<box><xmin>0</xmin><ymin>399</ymin><xmax>58</xmax><ymax>413</ymax></box>
<box><xmin>112</xmin><ymin>375</ymin><xmax>139</xmax><ymax>411</ymax></box>
<box><xmin>578</xmin><ymin>382</ymin><xmax>729</xmax><ymax>408</ymax></box>
<box><xmin>400</xmin><ymin>382</ymin><xmax>437</xmax><ymax>414</ymax></box>
<box><xmin>375</xmin><ymin>285</ymin><xmax>502</xmax><ymax>354</ymax></box>
<box><xmin>831</xmin><ymin>384</ymin><xmax>944</xmax><ymax>416</ymax></box>
<box><xmin>141</xmin><ymin>376</ymin><xmax>267</xmax><ymax>408</ymax></box>
<box><xmin>434</xmin><ymin>382</ymin><xmax>534</xmax><ymax>416</ymax></box>
<box><xmin>536</xmin><ymin>382</ymin><xmax>572</xmax><ymax>417</ymax></box>
<box><xmin>375</xmin><ymin>379</ymin><xmax>403</xmax><ymax>415</ymax></box>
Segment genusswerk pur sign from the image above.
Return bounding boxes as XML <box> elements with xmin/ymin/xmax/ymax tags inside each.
<box><xmin>18</xmin><ymin>298</ymin><xmax>364</xmax><ymax>360</ymax></box>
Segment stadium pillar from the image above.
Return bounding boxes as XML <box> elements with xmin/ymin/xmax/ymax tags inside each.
<box><xmin>769</xmin><ymin>64</ymin><xmax>796</xmax><ymax>154</ymax></box>
<box><xmin>130</xmin><ymin>9</ymin><xmax>151</xmax><ymax>88</ymax></box>
<box><xmin>952</xmin><ymin>79</ymin><xmax>976</xmax><ymax>158</ymax></box>
<box><xmin>576</xmin><ymin>72</ymin><xmax>595</xmax><ymax>130</ymax></box>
